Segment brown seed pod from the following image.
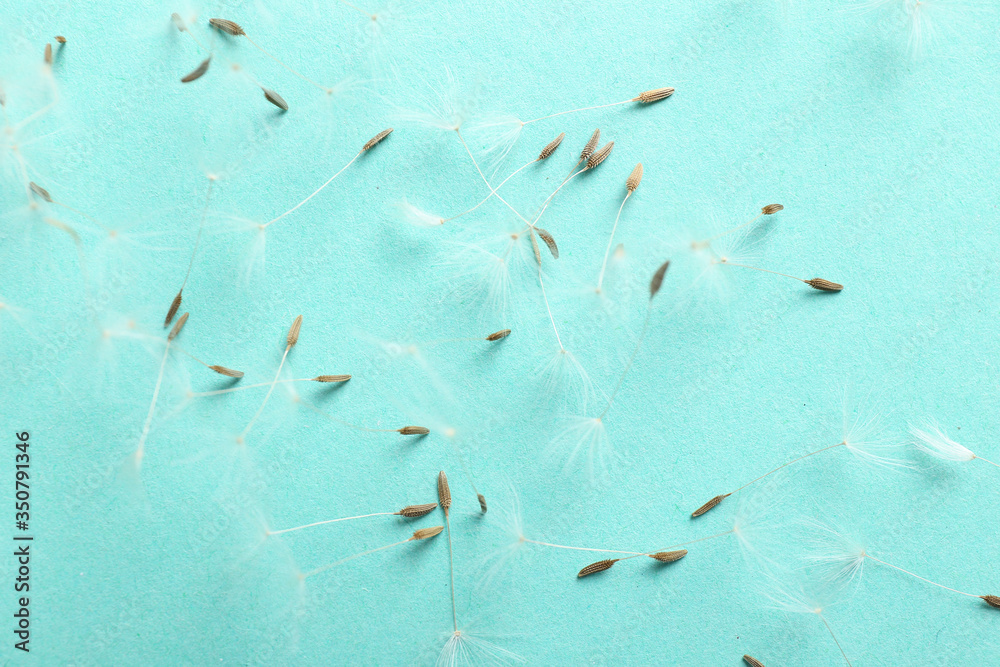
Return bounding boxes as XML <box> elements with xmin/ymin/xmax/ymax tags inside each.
<box><xmin>209</xmin><ymin>18</ymin><xmax>245</xmax><ymax>36</ymax></box>
<box><xmin>171</xmin><ymin>13</ymin><xmax>186</xmax><ymax>31</ymax></box>
<box><xmin>263</xmin><ymin>87</ymin><xmax>288</xmax><ymax>111</ymax></box>
<box><xmin>981</xmin><ymin>595</ymin><xmax>1000</xmax><ymax>609</ymax></box>
<box><xmin>55</xmin><ymin>36</ymin><xmax>67</xmax><ymax>44</ymax></box>
<box><xmin>286</xmin><ymin>315</ymin><xmax>302</xmax><ymax>347</ymax></box>
<box><xmin>313</xmin><ymin>374</ymin><xmax>351</xmax><ymax>383</ymax></box>
<box><xmin>411</xmin><ymin>526</ymin><xmax>444</xmax><ymax>540</ymax></box>
<box><xmin>586</xmin><ymin>141</ymin><xmax>614</xmax><ymax>170</ymax></box>
<box><xmin>362</xmin><ymin>128</ymin><xmax>393</xmax><ymax>151</ymax></box>
<box><xmin>164</xmin><ymin>290</ymin><xmax>183</xmax><ymax>327</ymax></box>
<box><xmin>529</xmin><ymin>230</ymin><xmax>542</xmax><ymax>265</ymax></box>
<box><xmin>398</xmin><ymin>426</ymin><xmax>430</xmax><ymax>435</ymax></box>
<box><xmin>535</xmin><ymin>228</ymin><xmax>558</xmax><ymax>259</ymax></box>
<box><xmin>181</xmin><ymin>57</ymin><xmax>211</xmax><ymax>83</ymax></box>
<box><xmin>209</xmin><ymin>365</ymin><xmax>244</xmax><ymax>378</ymax></box>
<box><xmin>580</xmin><ymin>129</ymin><xmax>600</xmax><ymax>161</ymax></box>
<box><xmin>437</xmin><ymin>471</ymin><xmax>452</xmax><ymax>512</ymax></box>
<box><xmin>477</xmin><ymin>493</ymin><xmax>487</xmax><ymax>513</ymax></box>
<box><xmin>168</xmin><ymin>312</ymin><xmax>189</xmax><ymax>341</ymax></box>
<box><xmin>396</xmin><ymin>503</ymin><xmax>437</xmax><ymax>518</ymax></box>
<box><xmin>649</xmin><ymin>260</ymin><xmax>670</xmax><ymax>299</ymax></box>
<box><xmin>538</xmin><ymin>132</ymin><xmax>565</xmax><ymax>160</ymax></box>
<box><xmin>626</xmin><ymin>163</ymin><xmax>643</xmax><ymax>193</ymax></box>
<box><xmin>29</xmin><ymin>182</ymin><xmax>53</xmax><ymax>202</ymax></box>
<box><xmin>44</xmin><ymin>44</ymin><xmax>52</xmax><ymax>65</ymax></box>
<box><xmin>743</xmin><ymin>656</ymin><xmax>766</xmax><ymax>667</ymax></box>
<box><xmin>648</xmin><ymin>549</ymin><xmax>688</xmax><ymax>563</ymax></box>
<box><xmin>577</xmin><ymin>559</ymin><xmax>619</xmax><ymax>578</ymax></box>
<box><xmin>692</xmin><ymin>493</ymin><xmax>731</xmax><ymax>517</ymax></box>
<box><xmin>634</xmin><ymin>87</ymin><xmax>674</xmax><ymax>103</ymax></box>
<box><xmin>486</xmin><ymin>329</ymin><xmax>511</xmax><ymax>342</ymax></box>
<box><xmin>805</xmin><ymin>278</ymin><xmax>843</xmax><ymax>292</ymax></box>
<box><xmin>761</xmin><ymin>204</ymin><xmax>784</xmax><ymax>215</ymax></box>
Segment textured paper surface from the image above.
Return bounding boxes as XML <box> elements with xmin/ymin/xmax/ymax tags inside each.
<box><xmin>1</xmin><ymin>1</ymin><xmax>998</xmax><ymax>664</ymax></box>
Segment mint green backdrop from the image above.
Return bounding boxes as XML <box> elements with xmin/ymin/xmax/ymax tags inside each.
<box><xmin>1</xmin><ymin>0</ymin><xmax>998</xmax><ymax>664</ymax></box>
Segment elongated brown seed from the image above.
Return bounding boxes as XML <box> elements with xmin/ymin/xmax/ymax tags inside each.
<box><xmin>981</xmin><ymin>595</ymin><xmax>1000</xmax><ymax>609</ymax></box>
<box><xmin>396</xmin><ymin>503</ymin><xmax>437</xmax><ymax>518</ymax></box>
<box><xmin>168</xmin><ymin>312</ymin><xmax>189</xmax><ymax>341</ymax></box>
<box><xmin>55</xmin><ymin>36</ymin><xmax>67</xmax><ymax>44</ymax></box>
<box><xmin>486</xmin><ymin>329</ymin><xmax>511</xmax><ymax>341</ymax></box>
<box><xmin>437</xmin><ymin>471</ymin><xmax>452</xmax><ymax>512</ymax></box>
<box><xmin>634</xmin><ymin>87</ymin><xmax>674</xmax><ymax>103</ymax></box>
<box><xmin>805</xmin><ymin>278</ymin><xmax>843</xmax><ymax>292</ymax></box>
<box><xmin>164</xmin><ymin>290</ymin><xmax>183</xmax><ymax>327</ymax></box>
<box><xmin>286</xmin><ymin>315</ymin><xmax>302</xmax><ymax>347</ymax></box>
<box><xmin>181</xmin><ymin>57</ymin><xmax>211</xmax><ymax>83</ymax></box>
<box><xmin>648</xmin><ymin>549</ymin><xmax>688</xmax><ymax>563</ymax></box>
<box><xmin>762</xmin><ymin>204</ymin><xmax>783</xmax><ymax>215</ymax></box>
<box><xmin>171</xmin><ymin>13</ymin><xmax>186</xmax><ymax>31</ymax></box>
<box><xmin>580</xmin><ymin>129</ymin><xmax>600</xmax><ymax>161</ymax></box>
<box><xmin>529</xmin><ymin>230</ymin><xmax>542</xmax><ymax>265</ymax></box>
<box><xmin>263</xmin><ymin>87</ymin><xmax>288</xmax><ymax>111</ymax></box>
<box><xmin>586</xmin><ymin>141</ymin><xmax>614</xmax><ymax>170</ymax></box>
<box><xmin>209</xmin><ymin>18</ymin><xmax>245</xmax><ymax>36</ymax></box>
<box><xmin>313</xmin><ymin>374</ymin><xmax>351</xmax><ymax>383</ymax></box>
<box><xmin>536</xmin><ymin>228</ymin><xmax>558</xmax><ymax>259</ymax></box>
<box><xmin>44</xmin><ymin>44</ymin><xmax>52</xmax><ymax>65</ymax></box>
<box><xmin>398</xmin><ymin>426</ymin><xmax>429</xmax><ymax>435</ymax></box>
<box><xmin>411</xmin><ymin>526</ymin><xmax>444</xmax><ymax>540</ymax></box>
<box><xmin>743</xmin><ymin>656</ymin><xmax>766</xmax><ymax>667</ymax></box>
<box><xmin>477</xmin><ymin>493</ymin><xmax>487</xmax><ymax>513</ymax></box>
<box><xmin>692</xmin><ymin>493</ymin><xmax>731</xmax><ymax>518</ymax></box>
<box><xmin>29</xmin><ymin>181</ymin><xmax>53</xmax><ymax>202</ymax></box>
<box><xmin>626</xmin><ymin>163</ymin><xmax>643</xmax><ymax>193</ymax></box>
<box><xmin>578</xmin><ymin>559</ymin><xmax>619</xmax><ymax>578</ymax></box>
<box><xmin>363</xmin><ymin>128</ymin><xmax>393</xmax><ymax>151</ymax></box>
<box><xmin>538</xmin><ymin>132</ymin><xmax>565</xmax><ymax>160</ymax></box>
<box><xmin>209</xmin><ymin>365</ymin><xmax>244</xmax><ymax>378</ymax></box>
<box><xmin>649</xmin><ymin>260</ymin><xmax>670</xmax><ymax>299</ymax></box>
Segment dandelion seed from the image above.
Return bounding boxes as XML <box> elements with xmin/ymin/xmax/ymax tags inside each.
<box><xmin>648</xmin><ymin>550</ymin><xmax>688</xmax><ymax>562</ymax></box>
<box><xmin>438</xmin><ymin>471</ymin><xmax>452</xmax><ymax>514</ymax></box>
<box><xmin>262</xmin><ymin>87</ymin><xmax>288</xmax><ymax>111</ymax></box>
<box><xmin>578</xmin><ymin>559</ymin><xmax>619</xmax><ymax>577</ymax></box>
<box><xmin>486</xmin><ymin>329</ymin><xmax>511</xmax><ymax>341</ymax></box>
<box><xmin>313</xmin><ymin>374</ymin><xmax>351</xmax><ymax>383</ymax></box>
<box><xmin>29</xmin><ymin>181</ymin><xmax>53</xmax><ymax>202</ymax></box>
<box><xmin>538</xmin><ymin>132</ymin><xmax>565</xmax><ymax>160</ymax></box>
<box><xmin>44</xmin><ymin>44</ymin><xmax>52</xmax><ymax>65</ymax></box>
<box><xmin>181</xmin><ymin>57</ymin><xmax>211</xmax><ymax>83</ymax></box>
<box><xmin>805</xmin><ymin>278</ymin><xmax>844</xmax><ymax>292</ymax></box>
<box><xmin>535</xmin><ymin>228</ymin><xmax>558</xmax><ymax>259</ymax></box>
<box><xmin>413</xmin><ymin>526</ymin><xmax>445</xmax><ymax>540</ymax></box>
<box><xmin>477</xmin><ymin>494</ymin><xmax>488</xmax><ymax>512</ymax></box>
<box><xmin>743</xmin><ymin>655</ymin><xmax>766</xmax><ymax>667</ymax></box>
<box><xmin>398</xmin><ymin>426</ymin><xmax>430</xmax><ymax>435</ymax></box>
<box><xmin>362</xmin><ymin>128</ymin><xmax>393</xmax><ymax>151</ymax></box>
<box><xmin>762</xmin><ymin>203</ymin><xmax>784</xmax><ymax>215</ymax></box>
<box><xmin>760</xmin><ymin>573</ymin><xmax>853</xmax><ymax>666</ymax></box>
<box><xmin>633</xmin><ymin>87</ymin><xmax>675</xmax><ymax>103</ymax></box>
<box><xmin>692</xmin><ymin>493</ymin><xmax>731</xmax><ymax>518</ymax></box>
<box><xmin>171</xmin><ymin>13</ymin><xmax>186</xmax><ymax>31</ymax></box>
<box><xmin>586</xmin><ymin>141</ymin><xmax>614</xmax><ymax>170</ymax></box>
<box><xmin>167</xmin><ymin>312</ymin><xmax>189</xmax><ymax>341</ymax></box>
<box><xmin>397</xmin><ymin>503</ymin><xmax>438</xmax><ymax>518</ymax></box>
<box><xmin>209</xmin><ymin>365</ymin><xmax>244</xmax><ymax>378</ymax></box>
<box><xmin>580</xmin><ymin>129</ymin><xmax>600</xmax><ymax>162</ymax></box>
<box><xmin>55</xmin><ymin>36</ymin><xmax>67</xmax><ymax>44</ymax></box>
<box><xmin>626</xmin><ymin>163</ymin><xmax>643</xmax><ymax>193</ymax></box>
<box><xmin>209</xmin><ymin>18</ymin><xmax>245</xmax><ymax>35</ymax></box>
<box><xmin>437</xmin><ymin>630</ymin><xmax>525</xmax><ymax>667</ymax></box>
<box><xmin>287</xmin><ymin>315</ymin><xmax>302</xmax><ymax>347</ymax></box>
<box><xmin>981</xmin><ymin>595</ymin><xmax>1000</xmax><ymax>609</ymax></box>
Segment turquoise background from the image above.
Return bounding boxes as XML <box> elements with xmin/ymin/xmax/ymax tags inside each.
<box><xmin>2</xmin><ymin>0</ymin><xmax>999</xmax><ymax>664</ymax></box>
